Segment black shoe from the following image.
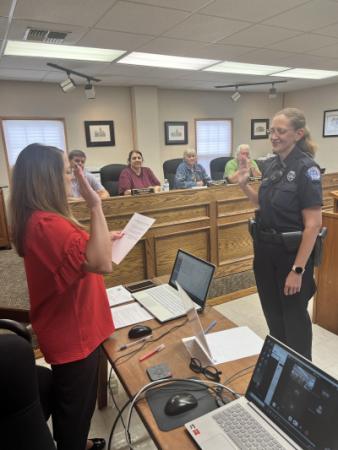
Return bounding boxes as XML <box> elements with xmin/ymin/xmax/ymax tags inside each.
<box><xmin>88</xmin><ymin>438</ymin><xmax>106</xmax><ymax>450</ymax></box>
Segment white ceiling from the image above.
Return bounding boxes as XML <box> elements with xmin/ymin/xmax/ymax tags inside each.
<box><xmin>1</xmin><ymin>0</ymin><xmax>338</xmax><ymax>92</ymax></box>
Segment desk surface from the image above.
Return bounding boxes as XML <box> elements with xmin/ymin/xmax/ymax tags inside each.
<box><xmin>103</xmin><ymin>307</ymin><xmax>257</xmax><ymax>450</ymax></box>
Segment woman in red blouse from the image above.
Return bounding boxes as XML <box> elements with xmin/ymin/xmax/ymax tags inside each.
<box><xmin>10</xmin><ymin>143</ymin><xmax>121</xmax><ymax>450</ymax></box>
<box><xmin>118</xmin><ymin>150</ymin><xmax>161</xmax><ymax>195</ymax></box>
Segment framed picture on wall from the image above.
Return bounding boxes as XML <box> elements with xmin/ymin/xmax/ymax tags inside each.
<box><xmin>323</xmin><ymin>110</ymin><xmax>338</xmax><ymax>137</ymax></box>
<box><xmin>251</xmin><ymin>119</ymin><xmax>269</xmax><ymax>140</ymax></box>
<box><xmin>84</xmin><ymin>120</ymin><xmax>115</xmax><ymax>147</ymax></box>
<box><xmin>164</xmin><ymin>121</ymin><xmax>188</xmax><ymax>145</ymax></box>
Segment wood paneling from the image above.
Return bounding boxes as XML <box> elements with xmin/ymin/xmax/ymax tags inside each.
<box><xmin>70</xmin><ymin>173</ymin><xmax>338</xmax><ymax>288</ymax></box>
<box><xmin>313</xmin><ymin>211</ymin><xmax>338</xmax><ymax>334</ymax></box>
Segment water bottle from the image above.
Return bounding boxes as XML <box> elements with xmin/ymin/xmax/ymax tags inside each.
<box><xmin>163</xmin><ymin>179</ymin><xmax>170</xmax><ymax>192</ymax></box>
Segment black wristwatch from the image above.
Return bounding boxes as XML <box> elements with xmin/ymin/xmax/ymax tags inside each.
<box><xmin>292</xmin><ymin>265</ymin><xmax>305</xmax><ymax>275</ymax></box>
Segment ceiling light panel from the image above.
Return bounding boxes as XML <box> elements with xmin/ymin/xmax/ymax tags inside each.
<box><xmin>117</xmin><ymin>52</ymin><xmax>219</xmax><ymax>70</ymax></box>
<box><xmin>4</xmin><ymin>40</ymin><xmax>126</xmax><ymax>62</ymax></box>
<box><xmin>204</xmin><ymin>61</ymin><xmax>289</xmax><ymax>75</ymax></box>
<box><xmin>270</xmin><ymin>68</ymin><xmax>338</xmax><ymax>79</ymax></box>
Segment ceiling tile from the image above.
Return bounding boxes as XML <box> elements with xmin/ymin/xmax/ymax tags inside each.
<box><xmin>135</xmin><ymin>37</ymin><xmax>206</xmax><ymax>57</ymax></box>
<box><xmin>267</xmin><ymin>33</ymin><xmax>338</xmax><ymax>53</ymax></box>
<box><xmin>262</xmin><ymin>0</ymin><xmax>338</xmax><ymax>32</ymax></box>
<box><xmin>197</xmin><ymin>43</ymin><xmax>253</xmax><ymax>60</ymax></box>
<box><xmin>0</xmin><ymin>67</ymin><xmax>46</xmax><ymax>81</ymax></box>
<box><xmin>199</xmin><ymin>0</ymin><xmax>307</xmax><ymax>23</ymax></box>
<box><xmin>307</xmin><ymin>43</ymin><xmax>338</xmax><ymax>59</ymax></box>
<box><xmin>164</xmin><ymin>14</ymin><xmax>250</xmax><ymax>43</ymax></box>
<box><xmin>0</xmin><ymin>0</ymin><xmax>13</xmax><ymax>17</ymax></box>
<box><xmin>14</xmin><ymin>0</ymin><xmax>117</xmax><ymax>27</ymax></box>
<box><xmin>219</xmin><ymin>25</ymin><xmax>302</xmax><ymax>47</ymax></box>
<box><xmin>0</xmin><ymin>16</ymin><xmax>7</xmax><ymax>40</ymax></box>
<box><xmin>119</xmin><ymin>0</ymin><xmax>210</xmax><ymax>12</ymax></box>
<box><xmin>79</xmin><ymin>29</ymin><xmax>152</xmax><ymax>51</ymax></box>
<box><xmin>315</xmin><ymin>23</ymin><xmax>338</xmax><ymax>38</ymax></box>
<box><xmin>277</xmin><ymin>53</ymin><xmax>338</xmax><ymax>70</ymax></box>
<box><xmin>96</xmin><ymin>2</ymin><xmax>189</xmax><ymax>35</ymax></box>
<box><xmin>234</xmin><ymin>48</ymin><xmax>297</xmax><ymax>66</ymax></box>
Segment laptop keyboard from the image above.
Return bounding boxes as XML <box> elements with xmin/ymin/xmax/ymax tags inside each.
<box><xmin>212</xmin><ymin>403</ymin><xmax>285</xmax><ymax>450</ymax></box>
<box><xmin>148</xmin><ymin>287</ymin><xmax>185</xmax><ymax>315</ymax></box>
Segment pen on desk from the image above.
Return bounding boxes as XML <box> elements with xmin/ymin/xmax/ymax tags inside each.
<box><xmin>118</xmin><ymin>334</ymin><xmax>153</xmax><ymax>351</ymax></box>
<box><xmin>139</xmin><ymin>344</ymin><xmax>165</xmax><ymax>362</ymax></box>
<box><xmin>204</xmin><ymin>319</ymin><xmax>217</xmax><ymax>334</ymax></box>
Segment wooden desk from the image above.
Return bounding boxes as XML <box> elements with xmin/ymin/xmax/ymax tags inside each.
<box><xmin>70</xmin><ymin>172</ymin><xmax>338</xmax><ymax>294</ymax></box>
<box><xmin>103</xmin><ymin>308</ymin><xmax>256</xmax><ymax>450</ymax></box>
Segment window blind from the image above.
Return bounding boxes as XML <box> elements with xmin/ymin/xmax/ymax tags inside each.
<box><xmin>2</xmin><ymin>119</ymin><xmax>66</xmax><ymax>166</ymax></box>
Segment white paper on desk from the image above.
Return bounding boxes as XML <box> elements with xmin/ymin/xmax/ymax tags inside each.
<box><xmin>111</xmin><ymin>302</ymin><xmax>153</xmax><ymax>329</ymax></box>
<box><xmin>106</xmin><ymin>285</ymin><xmax>133</xmax><ymax>307</ymax></box>
<box><xmin>204</xmin><ymin>326</ymin><xmax>263</xmax><ymax>365</ymax></box>
<box><xmin>112</xmin><ymin>212</ymin><xmax>155</xmax><ymax>264</ymax></box>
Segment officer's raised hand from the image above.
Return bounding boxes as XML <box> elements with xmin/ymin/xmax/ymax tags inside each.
<box><xmin>237</xmin><ymin>158</ymin><xmax>250</xmax><ymax>187</ymax></box>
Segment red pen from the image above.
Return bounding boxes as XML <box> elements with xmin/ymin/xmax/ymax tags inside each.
<box><xmin>139</xmin><ymin>344</ymin><xmax>165</xmax><ymax>362</ymax></box>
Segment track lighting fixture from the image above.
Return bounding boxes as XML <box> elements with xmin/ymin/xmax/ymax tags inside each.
<box><xmin>268</xmin><ymin>83</ymin><xmax>277</xmax><ymax>99</ymax></box>
<box><xmin>231</xmin><ymin>87</ymin><xmax>241</xmax><ymax>102</ymax></box>
<box><xmin>59</xmin><ymin>76</ymin><xmax>76</xmax><ymax>93</ymax></box>
<box><xmin>48</xmin><ymin>62</ymin><xmax>100</xmax><ymax>99</ymax></box>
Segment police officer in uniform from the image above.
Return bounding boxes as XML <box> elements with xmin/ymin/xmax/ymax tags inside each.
<box><xmin>238</xmin><ymin>108</ymin><xmax>322</xmax><ymax>360</ymax></box>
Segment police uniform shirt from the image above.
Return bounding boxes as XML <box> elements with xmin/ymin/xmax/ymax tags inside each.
<box><xmin>258</xmin><ymin>146</ymin><xmax>322</xmax><ymax>232</ymax></box>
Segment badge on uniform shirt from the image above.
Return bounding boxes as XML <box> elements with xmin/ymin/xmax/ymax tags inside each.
<box><xmin>306</xmin><ymin>166</ymin><xmax>321</xmax><ymax>181</ymax></box>
<box><xmin>286</xmin><ymin>170</ymin><xmax>296</xmax><ymax>182</ymax></box>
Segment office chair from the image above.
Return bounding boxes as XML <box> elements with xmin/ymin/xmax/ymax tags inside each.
<box><xmin>100</xmin><ymin>164</ymin><xmax>127</xmax><ymax>196</ymax></box>
<box><xmin>163</xmin><ymin>158</ymin><xmax>182</xmax><ymax>189</ymax></box>
<box><xmin>209</xmin><ymin>157</ymin><xmax>232</xmax><ymax>180</ymax></box>
<box><xmin>0</xmin><ymin>319</ymin><xmax>56</xmax><ymax>450</ymax></box>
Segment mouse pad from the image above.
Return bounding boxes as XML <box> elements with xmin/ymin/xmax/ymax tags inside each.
<box><xmin>145</xmin><ymin>379</ymin><xmax>218</xmax><ymax>431</ymax></box>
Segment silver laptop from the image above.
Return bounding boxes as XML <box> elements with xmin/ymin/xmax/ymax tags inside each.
<box><xmin>132</xmin><ymin>249</ymin><xmax>215</xmax><ymax>323</ymax></box>
<box><xmin>186</xmin><ymin>335</ymin><xmax>338</xmax><ymax>450</ymax></box>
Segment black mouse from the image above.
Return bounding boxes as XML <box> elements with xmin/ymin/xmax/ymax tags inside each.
<box><xmin>128</xmin><ymin>324</ymin><xmax>152</xmax><ymax>339</ymax></box>
<box><xmin>164</xmin><ymin>392</ymin><xmax>198</xmax><ymax>416</ymax></box>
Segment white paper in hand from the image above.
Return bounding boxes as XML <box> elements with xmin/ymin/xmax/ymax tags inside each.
<box><xmin>112</xmin><ymin>212</ymin><xmax>155</xmax><ymax>264</ymax></box>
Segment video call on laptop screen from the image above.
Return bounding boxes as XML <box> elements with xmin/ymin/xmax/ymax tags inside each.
<box><xmin>246</xmin><ymin>337</ymin><xmax>338</xmax><ymax>450</ymax></box>
<box><xmin>169</xmin><ymin>250</ymin><xmax>215</xmax><ymax>307</ymax></box>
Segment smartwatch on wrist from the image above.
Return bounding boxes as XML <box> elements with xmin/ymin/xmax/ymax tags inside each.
<box><xmin>292</xmin><ymin>265</ymin><xmax>305</xmax><ymax>275</ymax></box>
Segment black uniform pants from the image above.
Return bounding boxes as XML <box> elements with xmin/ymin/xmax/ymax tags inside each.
<box><xmin>253</xmin><ymin>240</ymin><xmax>315</xmax><ymax>360</ymax></box>
<box><xmin>51</xmin><ymin>345</ymin><xmax>100</xmax><ymax>450</ymax></box>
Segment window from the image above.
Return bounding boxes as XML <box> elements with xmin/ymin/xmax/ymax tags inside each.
<box><xmin>1</xmin><ymin>119</ymin><xmax>67</xmax><ymax>167</ymax></box>
<box><xmin>195</xmin><ymin>119</ymin><xmax>232</xmax><ymax>174</ymax></box>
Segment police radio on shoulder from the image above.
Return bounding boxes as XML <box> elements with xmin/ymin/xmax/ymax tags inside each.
<box><xmin>292</xmin><ymin>265</ymin><xmax>305</xmax><ymax>275</ymax></box>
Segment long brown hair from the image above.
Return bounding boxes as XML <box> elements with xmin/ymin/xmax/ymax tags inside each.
<box><xmin>10</xmin><ymin>143</ymin><xmax>73</xmax><ymax>256</ymax></box>
<box><xmin>274</xmin><ymin>107</ymin><xmax>317</xmax><ymax>156</ymax></box>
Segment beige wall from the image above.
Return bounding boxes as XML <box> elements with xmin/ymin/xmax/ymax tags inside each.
<box><xmin>284</xmin><ymin>82</ymin><xmax>338</xmax><ymax>172</ymax></box>
<box><xmin>1</xmin><ymin>79</ymin><xmax>338</xmax><ymax>191</ymax></box>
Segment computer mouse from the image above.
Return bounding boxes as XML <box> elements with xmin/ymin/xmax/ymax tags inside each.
<box><xmin>164</xmin><ymin>392</ymin><xmax>198</xmax><ymax>416</ymax></box>
<box><xmin>128</xmin><ymin>324</ymin><xmax>152</xmax><ymax>339</ymax></box>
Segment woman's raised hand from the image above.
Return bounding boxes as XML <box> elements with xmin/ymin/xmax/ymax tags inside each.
<box><xmin>73</xmin><ymin>164</ymin><xmax>101</xmax><ymax>208</ymax></box>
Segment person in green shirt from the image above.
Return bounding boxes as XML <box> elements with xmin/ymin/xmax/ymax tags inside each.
<box><xmin>224</xmin><ymin>144</ymin><xmax>261</xmax><ymax>183</ymax></box>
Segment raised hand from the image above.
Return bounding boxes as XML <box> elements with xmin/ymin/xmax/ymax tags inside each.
<box><xmin>73</xmin><ymin>164</ymin><xmax>101</xmax><ymax>209</ymax></box>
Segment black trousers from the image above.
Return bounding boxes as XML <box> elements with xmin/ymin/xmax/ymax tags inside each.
<box><xmin>0</xmin><ymin>334</ymin><xmax>56</xmax><ymax>450</ymax></box>
<box><xmin>51</xmin><ymin>346</ymin><xmax>100</xmax><ymax>450</ymax></box>
<box><xmin>253</xmin><ymin>240</ymin><xmax>315</xmax><ymax>360</ymax></box>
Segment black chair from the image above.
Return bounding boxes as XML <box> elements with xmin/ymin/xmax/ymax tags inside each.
<box><xmin>0</xmin><ymin>319</ymin><xmax>55</xmax><ymax>450</ymax></box>
<box><xmin>100</xmin><ymin>164</ymin><xmax>127</xmax><ymax>196</ymax></box>
<box><xmin>163</xmin><ymin>158</ymin><xmax>182</xmax><ymax>189</ymax></box>
<box><xmin>209</xmin><ymin>157</ymin><xmax>232</xmax><ymax>180</ymax></box>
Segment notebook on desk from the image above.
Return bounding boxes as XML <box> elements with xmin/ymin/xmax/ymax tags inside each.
<box><xmin>132</xmin><ymin>250</ymin><xmax>215</xmax><ymax>323</ymax></box>
<box><xmin>185</xmin><ymin>335</ymin><xmax>338</xmax><ymax>449</ymax></box>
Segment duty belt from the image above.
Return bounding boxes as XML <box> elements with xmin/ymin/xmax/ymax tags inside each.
<box><xmin>257</xmin><ymin>229</ymin><xmax>284</xmax><ymax>244</ymax></box>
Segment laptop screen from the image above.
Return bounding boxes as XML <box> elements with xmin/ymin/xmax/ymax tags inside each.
<box><xmin>169</xmin><ymin>250</ymin><xmax>215</xmax><ymax>308</ymax></box>
<box><xmin>246</xmin><ymin>336</ymin><xmax>338</xmax><ymax>450</ymax></box>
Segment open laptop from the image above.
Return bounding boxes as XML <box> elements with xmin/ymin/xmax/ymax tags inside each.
<box><xmin>132</xmin><ymin>250</ymin><xmax>215</xmax><ymax>323</ymax></box>
<box><xmin>186</xmin><ymin>335</ymin><xmax>338</xmax><ymax>450</ymax></box>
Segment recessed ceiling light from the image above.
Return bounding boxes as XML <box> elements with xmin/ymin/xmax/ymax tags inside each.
<box><xmin>117</xmin><ymin>52</ymin><xmax>219</xmax><ymax>70</ymax></box>
<box><xmin>4</xmin><ymin>40</ymin><xmax>125</xmax><ymax>62</ymax></box>
<box><xmin>204</xmin><ymin>61</ymin><xmax>289</xmax><ymax>76</ymax></box>
<box><xmin>271</xmin><ymin>68</ymin><xmax>338</xmax><ymax>79</ymax></box>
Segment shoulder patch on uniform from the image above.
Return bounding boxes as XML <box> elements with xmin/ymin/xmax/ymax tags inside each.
<box><xmin>306</xmin><ymin>166</ymin><xmax>321</xmax><ymax>181</ymax></box>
